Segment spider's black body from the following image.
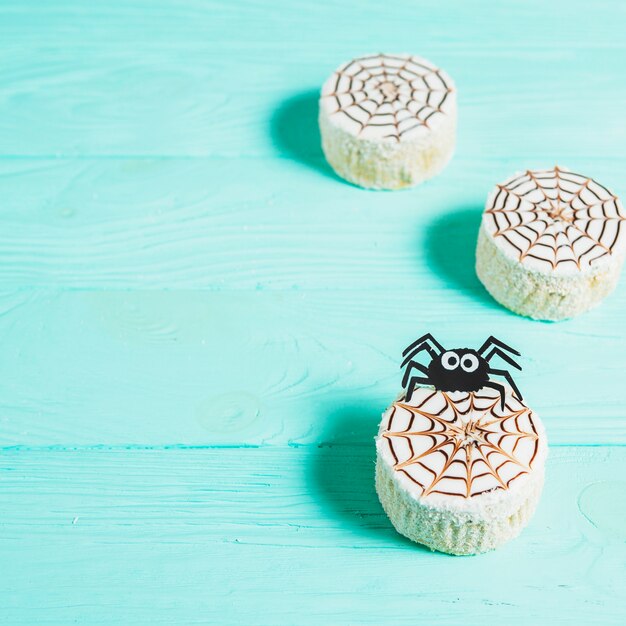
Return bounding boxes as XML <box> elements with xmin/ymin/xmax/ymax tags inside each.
<box><xmin>426</xmin><ymin>348</ymin><xmax>490</xmax><ymax>393</ymax></box>
<box><xmin>401</xmin><ymin>334</ymin><xmax>522</xmax><ymax>409</ymax></box>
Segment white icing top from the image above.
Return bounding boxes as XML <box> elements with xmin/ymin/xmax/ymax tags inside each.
<box><xmin>320</xmin><ymin>53</ymin><xmax>456</xmax><ymax>142</ymax></box>
<box><xmin>483</xmin><ymin>167</ymin><xmax>626</xmax><ymax>275</ymax></box>
<box><xmin>377</xmin><ymin>387</ymin><xmax>545</xmax><ymax>504</ymax></box>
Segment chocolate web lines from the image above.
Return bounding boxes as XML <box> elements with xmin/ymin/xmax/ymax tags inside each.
<box><xmin>381</xmin><ymin>388</ymin><xmax>540</xmax><ymax>499</ymax></box>
<box><xmin>485</xmin><ymin>167</ymin><xmax>626</xmax><ymax>271</ymax></box>
<box><xmin>322</xmin><ymin>54</ymin><xmax>453</xmax><ymax>141</ymax></box>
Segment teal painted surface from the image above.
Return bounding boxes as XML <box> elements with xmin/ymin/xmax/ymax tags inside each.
<box><xmin>0</xmin><ymin>0</ymin><xmax>625</xmax><ymax>623</ymax></box>
<box><xmin>1</xmin><ymin>447</ymin><xmax>625</xmax><ymax>625</ymax></box>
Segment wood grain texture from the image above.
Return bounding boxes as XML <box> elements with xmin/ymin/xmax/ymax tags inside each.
<box><xmin>1</xmin><ymin>0</ymin><xmax>626</xmax><ymax>622</ymax></box>
<box><xmin>0</xmin><ymin>1</ymin><xmax>625</xmax><ymax>158</ymax></box>
<box><xmin>0</xmin><ymin>289</ymin><xmax>624</xmax><ymax>446</ymax></box>
<box><xmin>1</xmin><ymin>157</ymin><xmax>626</xmax><ymax>290</ymax></box>
<box><xmin>1</xmin><ymin>446</ymin><xmax>624</xmax><ymax>625</ymax></box>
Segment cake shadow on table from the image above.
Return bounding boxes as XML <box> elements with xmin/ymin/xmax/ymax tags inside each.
<box><xmin>424</xmin><ymin>207</ymin><xmax>500</xmax><ymax>309</ymax></box>
<box><xmin>270</xmin><ymin>89</ymin><xmax>340</xmax><ymax>182</ymax></box>
<box><xmin>307</xmin><ymin>399</ymin><xmax>428</xmax><ymax>550</ymax></box>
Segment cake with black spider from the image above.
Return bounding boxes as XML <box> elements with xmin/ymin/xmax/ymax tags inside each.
<box><xmin>375</xmin><ymin>334</ymin><xmax>548</xmax><ymax>555</ymax></box>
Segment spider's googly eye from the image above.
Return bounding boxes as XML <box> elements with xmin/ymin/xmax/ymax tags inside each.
<box><xmin>441</xmin><ymin>351</ymin><xmax>460</xmax><ymax>370</ymax></box>
<box><xmin>461</xmin><ymin>354</ymin><xmax>479</xmax><ymax>373</ymax></box>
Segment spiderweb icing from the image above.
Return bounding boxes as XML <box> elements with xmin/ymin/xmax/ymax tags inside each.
<box><xmin>320</xmin><ymin>53</ymin><xmax>455</xmax><ymax>142</ymax></box>
<box><xmin>483</xmin><ymin>167</ymin><xmax>626</xmax><ymax>273</ymax></box>
<box><xmin>380</xmin><ymin>387</ymin><xmax>540</xmax><ymax>499</ymax></box>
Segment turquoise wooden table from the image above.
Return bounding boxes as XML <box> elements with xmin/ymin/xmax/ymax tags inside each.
<box><xmin>1</xmin><ymin>1</ymin><xmax>626</xmax><ymax>624</ymax></box>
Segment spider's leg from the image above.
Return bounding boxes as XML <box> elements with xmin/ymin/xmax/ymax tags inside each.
<box><xmin>401</xmin><ymin>360</ymin><xmax>429</xmax><ymax>389</ymax></box>
<box><xmin>401</xmin><ymin>342</ymin><xmax>438</xmax><ymax>369</ymax></box>
<box><xmin>488</xmin><ymin>368</ymin><xmax>523</xmax><ymax>403</ymax></box>
<box><xmin>406</xmin><ymin>376</ymin><xmax>432</xmax><ymax>402</ymax></box>
<box><xmin>402</xmin><ymin>333</ymin><xmax>444</xmax><ymax>357</ymax></box>
<box><xmin>478</xmin><ymin>335</ymin><xmax>521</xmax><ymax>357</ymax></box>
<box><xmin>484</xmin><ymin>346</ymin><xmax>522</xmax><ymax>371</ymax></box>
<box><xmin>483</xmin><ymin>380</ymin><xmax>507</xmax><ymax>410</ymax></box>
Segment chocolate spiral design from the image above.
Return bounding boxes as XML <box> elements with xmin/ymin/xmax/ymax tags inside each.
<box><xmin>380</xmin><ymin>387</ymin><xmax>540</xmax><ymax>499</ymax></box>
<box><xmin>483</xmin><ymin>167</ymin><xmax>626</xmax><ymax>272</ymax></box>
<box><xmin>320</xmin><ymin>53</ymin><xmax>454</xmax><ymax>142</ymax></box>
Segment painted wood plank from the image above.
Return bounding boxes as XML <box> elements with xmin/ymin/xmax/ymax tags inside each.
<box><xmin>0</xmin><ymin>446</ymin><xmax>624</xmax><ymax>625</ymax></box>
<box><xmin>0</xmin><ymin>156</ymin><xmax>625</xmax><ymax>291</ymax></box>
<box><xmin>0</xmin><ymin>1</ymin><xmax>625</xmax><ymax>157</ymax></box>
<box><xmin>1</xmin><ymin>289</ymin><xmax>624</xmax><ymax>447</ymax></box>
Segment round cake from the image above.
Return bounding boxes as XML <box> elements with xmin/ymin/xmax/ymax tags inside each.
<box><xmin>376</xmin><ymin>386</ymin><xmax>547</xmax><ymax>555</ymax></box>
<box><xmin>319</xmin><ymin>53</ymin><xmax>456</xmax><ymax>190</ymax></box>
<box><xmin>476</xmin><ymin>166</ymin><xmax>626</xmax><ymax>320</ymax></box>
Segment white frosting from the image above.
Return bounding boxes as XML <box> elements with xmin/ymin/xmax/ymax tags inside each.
<box><xmin>376</xmin><ymin>387</ymin><xmax>546</xmax><ymax>507</ymax></box>
<box><xmin>320</xmin><ymin>53</ymin><xmax>456</xmax><ymax>142</ymax></box>
<box><xmin>483</xmin><ymin>167</ymin><xmax>626</xmax><ymax>275</ymax></box>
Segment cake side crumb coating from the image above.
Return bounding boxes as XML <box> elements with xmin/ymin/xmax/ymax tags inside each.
<box><xmin>376</xmin><ymin>455</ymin><xmax>544</xmax><ymax>555</ymax></box>
<box><xmin>319</xmin><ymin>107</ymin><xmax>455</xmax><ymax>190</ymax></box>
<box><xmin>476</xmin><ymin>224</ymin><xmax>623</xmax><ymax>321</ymax></box>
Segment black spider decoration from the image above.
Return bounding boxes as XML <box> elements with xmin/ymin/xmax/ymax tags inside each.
<box><xmin>401</xmin><ymin>334</ymin><xmax>522</xmax><ymax>409</ymax></box>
